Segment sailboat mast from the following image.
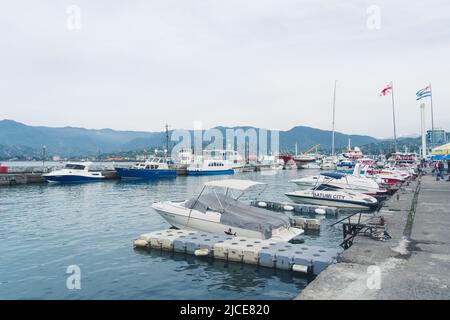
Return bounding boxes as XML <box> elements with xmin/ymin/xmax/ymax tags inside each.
<box><xmin>331</xmin><ymin>80</ymin><xmax>337</xmax><ymax>156</ymax></box>
<box><xmin>391</xmin><ymin>81</ymin><xmax>398</xmax><ymax>152</ymax></box>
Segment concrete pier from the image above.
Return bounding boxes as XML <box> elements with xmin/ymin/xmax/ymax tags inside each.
<box><xmin>296</xmin><ymin>174</ymin><xmax>450</xmax><ymax>300</ymax></box>
<box><xmin>0</xmin><ymin>169</ymin><xmax>120</xmax><ymax>186</ymax></box>
<box><xmin>0</xmin><ymin>173</ymin><xmax>46</xmax><ymax>185</ymax></box>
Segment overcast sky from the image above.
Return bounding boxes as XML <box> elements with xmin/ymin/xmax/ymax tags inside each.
<box><xmin>1</xmin><ymin>0</ymin><xmax>449</xmax><ymax>138</ymax></box>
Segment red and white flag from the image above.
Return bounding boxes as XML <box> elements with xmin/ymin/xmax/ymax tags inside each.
<box><xmin>380</xmin><ymin>83</ymin><xmax>392</xmax><ymax>96</ymax></box>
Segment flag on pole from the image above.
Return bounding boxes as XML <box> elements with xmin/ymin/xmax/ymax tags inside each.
<box><xmin>416</xmin><ymin>85</ymin><xmax>432</xmax><ymax>100</ymax></box>
<box><xmin>380</xmin><ymin>84</ymin><xmax>392</xmax><ymax>96</ymax></box>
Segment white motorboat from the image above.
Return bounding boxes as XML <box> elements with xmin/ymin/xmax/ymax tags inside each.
<box><xmin>291</xmin><ymin>171</ymin><xmax>386</xmax><ymax>195</ymax></box>
<box><xmin>320</xmin><ymin>157</ymin><xmax>337</xmax><ymax>170</ymax></box>
<box><xmin>284</xmin><ymin>159</ymin><xmax>297</xmax><ymax>170</ymax></box>
<box><xmin>285</xmin><ymin>187</ymin><xmax>378</xmax><ymax>210</ymax></box>
<box><xmin>259</xmin><ymin>155</ymin><xmax>284</xmax><ymax>170</ymax></box>
<box><xmin>152</xmin><ymin>179</ymin><xmax>304</xmax><ymax>241</ymax></box>
<box><xmin>43</xmin><ymin>162</ymin><xmax>104</xmax><ymax>183</ymax></box>
<box><xmin>300</xmin><ymin>161</ymin><xmax>321</xmax><ymax>169</ymax></box>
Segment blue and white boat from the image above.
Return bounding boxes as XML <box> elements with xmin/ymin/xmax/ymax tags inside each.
<box><xmin>186</xmin><ymin>158</ymin><xmax>235</xmax><ymax>176</ymax></box>
<box><xmin>43</xmin><ymin>162</ymin><xmax>104</xmax><ymax>183</ymax></box>
<box><xmin>115</xmin><ymin>157</ymin><xmax>177</xmax><ymax>179</ymax></box>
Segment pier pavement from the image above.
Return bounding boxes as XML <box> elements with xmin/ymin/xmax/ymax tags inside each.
<box><xmin>297</xmin><ymin>174</ymin><xmax>450</xmax><ymax>300</ymax></box>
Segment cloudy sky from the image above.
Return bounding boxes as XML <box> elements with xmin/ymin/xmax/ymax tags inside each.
<box><xmin>1</xmin><ymin>0</ymin><xmax>449</xmax><ymax>138</ymax></box>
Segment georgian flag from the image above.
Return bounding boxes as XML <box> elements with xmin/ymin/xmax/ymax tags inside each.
<box><xmin>416</xmin><ymin>85</ymin><xmax>432</xmax><ymax>101</ymax></box>
<box><xmin>380</xmin><ymin>84</ymin><xmax>392</xmax><ymax>96</ymax></box>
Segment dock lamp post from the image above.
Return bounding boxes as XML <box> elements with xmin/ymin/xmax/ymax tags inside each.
<box><xmin>420</xmin><ymin>103</ymin><xmax>427</xmax><ymax>159</ymax></box>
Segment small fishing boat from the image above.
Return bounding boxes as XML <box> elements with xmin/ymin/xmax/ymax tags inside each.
<box><xmin>114</xmin><ymin>157</ymin><xmax>177</xmax><ymax>179</ymax></box>
<box><xmin>152</xmin><ymin>179</ymin><xmax>304</xmax><ymax>241</ymax></box>
<box><xmin>43</xmin><ymin>162</ymin><xmax>104</xmax><ymax>183</ymax></box>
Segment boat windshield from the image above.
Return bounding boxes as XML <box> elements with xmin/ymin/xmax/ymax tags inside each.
<box><xmin>65</xmin><ymin>164</ymin><xmax>86</xmax><ymax>170</ymax></box>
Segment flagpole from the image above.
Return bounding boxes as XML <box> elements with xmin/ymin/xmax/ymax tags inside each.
<box><xmin>429</xmin><ymin>83</ymin><xmax>434</xmax><ymax>145</ymax></box>
<box><xmin>331</xmin><ymin>80</ymin><xmax>337</xmax><ymax>156</ymax></box>
<box><xmin>391</xmin><ymin>81</ymin><xmax>398</xmax><ymax>152</ymax></box>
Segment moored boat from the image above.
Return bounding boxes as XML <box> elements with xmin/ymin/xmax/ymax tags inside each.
<box><xmin>43</xmin><ymin>162</ymin><xmax>104</xmax><ymax>183</ymax></box>
<box><xmin>152</xmin><ymin>179</ymin><xmax>304</xmax><ymax>241</ymax></box>
<box><xmin>186</xmin><ymin>158</ymin><xmax>234</xmax><ymax>175</ymax></box>
<box><xmin>285</xmin><ymin>188</ymin><xmax>378</xmax><ymax>210</ymax></box>
<box><xmin>115</xmin><ymin>157</ymin><xmax>177</xmax><ymax>179</ymax></box>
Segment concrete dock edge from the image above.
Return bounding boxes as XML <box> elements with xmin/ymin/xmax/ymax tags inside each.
<box><xmin>296</xmin><ymin>174</ymin><xmax>450</xmax><ymax>300</ymax></box>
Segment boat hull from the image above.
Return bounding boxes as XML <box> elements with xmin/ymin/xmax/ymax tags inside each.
<box><xmin>44</xmin><ymin>175</ymin><xmax>104</xmax><ymax>183</ymax></box>
<box><xmin>115</xmin><ymin>167</ymin><xmax>176</xmax><ymax>179</ymax></box>
<box><xmin>285</xmin><ymin>192</ymin><xmax>378</xmax><ymax>210</ymax></box>
<box><xmin>186</xmin><ymin>169</ymin><xmax>234</xmax><ymax>176</ymax></box>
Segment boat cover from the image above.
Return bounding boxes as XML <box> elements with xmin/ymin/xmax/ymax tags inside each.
<box><xmin>321</xmin><ymin>172</ymin><xmax>346</xmax><ymax>179</ymax></box>
<box><xmin>185</xmin><ymin>193</ymin><xmax>291</xmax><ymax>237</ymax></box>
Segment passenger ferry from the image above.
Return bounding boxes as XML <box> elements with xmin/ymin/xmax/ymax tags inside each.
<box><xmin>115</xmin><ymin>157</ymin><xmax>177</xmax><ymax>179</ymax></box>
<box><xmin>186</xmin><ymin>159</ymin><xmax>235</xmax><ymax>176</ymax></box>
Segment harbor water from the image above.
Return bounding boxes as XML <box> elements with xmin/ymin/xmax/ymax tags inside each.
<box><xmin>0</xmin><ymin>164</ymin><xmax>342</xmax><ymax>299</ymax></box>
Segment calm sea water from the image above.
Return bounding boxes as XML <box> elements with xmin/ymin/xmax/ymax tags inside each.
<box><xmin>0</xmin><ymin>164</ymin><xmax>342</xmax><ymax>300</ymax></box>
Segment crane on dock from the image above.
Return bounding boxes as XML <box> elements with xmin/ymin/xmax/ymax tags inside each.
<box><xmin>302</xmin><ymin>144</ymin><xmax>320</xmax><ymax>155</ymax></box>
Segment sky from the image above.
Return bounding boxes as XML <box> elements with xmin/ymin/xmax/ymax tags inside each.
<box><xmin>0</xmin><ymin>0</ymin><xmax>449</xmax><ymax>138</ymax></box>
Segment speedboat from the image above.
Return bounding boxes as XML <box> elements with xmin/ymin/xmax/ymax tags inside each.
<box><xmin>285</xmin><ymin>186</ymin><xmax>378</xmax><ymax>210</ymax></box>
<box><xmin>301</xmin><ymin>161</ymin><xmax>321</xmax><ymax>169</ymax></box>
<box><xmin>43</xmin><ymin>162</ymin><xmax>104</xmax><ymax>183</ymax></box>
<box><xmin>291</xmin><ymin>172</ymin><xmax>386</xmax><ymax>196</ymax></box>
<box><xmin>284</xmin><ymin>159</ymin><xmax>297</xmax><ymax>170</ymax></box>
<box><xmin>336</xmin><ymin>160</ymin><xmax>355</xmax><ymax>171</ymax></box>
<box><xmin>259</xmin><ymin>155</ymin><xmax>284</xmax><ymax>170</ymax></box>
<box><xmin>152</xmin><ymin>179</ymin><xmax>304</xmax><ymax>241</ymax></box>
<box><xmin>320</xmin><ymin>157</ymin><xmax>337</xmax><ymax>170</ymax></box>
<box><xmin>115</xmin><ymin>157</ymin><xmax>177</xmax><ymax>179</ymax></box>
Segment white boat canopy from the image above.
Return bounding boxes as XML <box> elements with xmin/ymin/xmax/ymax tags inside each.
<box><xmin>204</xmin><ymin>179</ymin><xmax>266</xmax><ymax>191</ymax></box>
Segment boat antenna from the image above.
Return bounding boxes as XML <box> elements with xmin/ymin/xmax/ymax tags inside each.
<box><xmin>165</xmin><ymin>124</ymin><xmax>170</xmax><ymax>159</ymax></box>
<box><xmin>332</xmin><ymin>80</ymin><xmax>337</xmax><ymax>156</ymax></box>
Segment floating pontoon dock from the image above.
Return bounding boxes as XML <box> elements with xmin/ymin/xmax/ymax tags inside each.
<box><xmin>250</xmin><ymin>200</ymin><xmax>339</xmax><ymax>216</ymax></box>
<box><xmin>133</xmin><ymin>229</ymin><xmax>341</xmax><ymax>275</ymax></box>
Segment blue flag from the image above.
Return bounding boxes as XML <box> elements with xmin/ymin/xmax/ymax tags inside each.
<box><xmin>416</xmin><ymin>85</ymin><xmax>432</xmax><ymax>101</ymax></box>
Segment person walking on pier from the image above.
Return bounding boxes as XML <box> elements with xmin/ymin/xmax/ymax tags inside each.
<box><xmin>437</xmin><ymin>161</ymin><xmax>445</xmax><ymax>180</ymax></box>
<box><xmin>432</xmin><ymin>161</ymin><xmax>438</xmax><ymax>177</ymax></box>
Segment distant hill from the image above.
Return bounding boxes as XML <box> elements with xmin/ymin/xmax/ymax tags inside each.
<box><xmin>361</xmin><ymin>137</ymin><xmax>422</xmax><ymax>155</ymax></box>
<box><xmin>0</xmin><ymin>119</ymin><xmax>379</xmax><ymax>159</ymax></box>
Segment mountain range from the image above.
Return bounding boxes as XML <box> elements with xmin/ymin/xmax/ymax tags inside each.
<box><xmin>0</xmin><ymin>119</ymin><xmax>381</xmax><ymax>159</ymax></box>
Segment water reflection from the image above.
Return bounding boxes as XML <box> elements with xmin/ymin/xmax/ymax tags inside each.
<box><xmin>134</xmin><ymin>248</ymin><xmax>311</xmax><ymax>296</ymax></box>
